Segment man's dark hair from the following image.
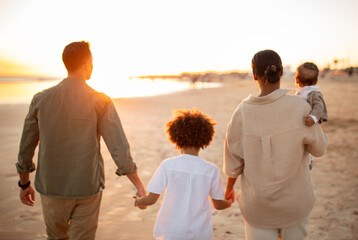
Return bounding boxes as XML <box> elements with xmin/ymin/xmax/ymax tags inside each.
<box><xmin>251</xmin><ymin>49</ymin><xmax>283</xmax><ymax>84</ymax></box>
<box><xmin>62</xmin><ymin>41</ymin><xmax>91</xmax><ymax>72</ymax></box>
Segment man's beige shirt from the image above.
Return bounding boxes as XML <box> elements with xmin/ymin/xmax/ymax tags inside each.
<box><xmin>16</xmin><ymin>78</ymin><xmax>137</xmax><ymax>198</ymax></box>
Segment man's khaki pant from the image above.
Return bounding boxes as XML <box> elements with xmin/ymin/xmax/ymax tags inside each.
<box><xmin>40</xmin><ymin>192</ymin><xmax>102</xmax><ymax>240</ymax></box>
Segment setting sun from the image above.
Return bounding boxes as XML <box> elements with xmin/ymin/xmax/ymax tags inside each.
<box><xmin>0</xmin><ymin>0</ymin><xmax>357</xmax><ymax>79</ymax></box>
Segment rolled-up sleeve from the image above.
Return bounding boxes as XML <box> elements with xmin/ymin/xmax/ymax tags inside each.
<box><xmin>223</xmin><ymin>107</ymin><xmax>244</xmax><ymax>178</ymax></box>
<box><xmin>16</xmin><ymin>98</ymin><xmax>39</xmax><ymax>173</ymax></box>
<box><xmin>98</xmin><ymin>100</ymin><xmax>137</xmax><ymax>176</ymax></box>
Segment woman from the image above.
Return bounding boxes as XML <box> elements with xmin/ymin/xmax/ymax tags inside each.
<box><xmin>223</xmin><ymin>50</ymin><xmax>328</xmax><ymax>239</ymax></box>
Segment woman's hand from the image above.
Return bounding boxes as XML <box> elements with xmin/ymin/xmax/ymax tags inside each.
<box><xmin>225</xmin><ymin>188</ymin><xmax>235</xmax><ymax>203</ymax></box>
<box><xmin>225</xmin><ymin>177</ymin><xmax>238</xmax><ymax>203</ymax></box>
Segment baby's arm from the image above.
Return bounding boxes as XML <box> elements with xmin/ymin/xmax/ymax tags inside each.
<box><xmin>211</xmin><ymin>198</ymin><xmax>232</xmax><ymax>210</ymax></box>
<box><xmin>304</xmin><ymin>115</ymin><xmax>316</xmax><ymax>127</ymax></box>
<box><xmin>134</xmin><ymin>192</ymin><xmax>160</xmax><ymax>207</ymax></box>
<box><xmin>305</xmin><ymin>92</ymin><xmax>326</xmax><ymax>127</ymax></box>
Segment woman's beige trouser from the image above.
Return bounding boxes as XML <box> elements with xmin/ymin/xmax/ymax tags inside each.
<box><xmin>244</xmin><ymin>216</ymin><xmax>309</xmax><ymax>240</ymax></box>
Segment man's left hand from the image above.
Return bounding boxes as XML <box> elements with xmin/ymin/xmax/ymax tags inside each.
<box><xmin>20</xmin><ymin>185</ymin><xmax>35</xmax><ymax>206</ymax></box>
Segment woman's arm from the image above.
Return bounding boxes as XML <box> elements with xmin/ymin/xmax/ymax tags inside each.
<box><xmin>304</xmin><ymin>123</ymin><xmax>328</xmax><ymax>157</ymax></box>
<box><xmin>134</xmin><ymin>192</ymin><xmax>160</xmax><ymax>207</ymax></box>
<box><xmin>225</xmin><ymin>177</ymin><xmax>237</xmax><ymax>203</ymax></box>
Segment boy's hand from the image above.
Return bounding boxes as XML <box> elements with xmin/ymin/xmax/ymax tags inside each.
<box><xmin>225</xmin><ymin>199</ymin><xmax>232</xmax><ymax>208</ymax></box>
<box><xmin>135</xmin><ymin>187</ymin><xmax>147</xmax><ymax>209</ymax></box>
<box><xmin>133</xmin><ymin>195</ymin><xmax>147</xmax><ymax>210</ymax></box>
<box><xmin>304</xmin><ymin>115</ymin><xmax>315</xmax><ymax>127</ymax></box>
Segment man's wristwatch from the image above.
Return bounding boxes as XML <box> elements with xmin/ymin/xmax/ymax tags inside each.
<box><xmin>18</xmin><ymin>180</ymin><xmax>31</xmax><ymax>190</ymax></box>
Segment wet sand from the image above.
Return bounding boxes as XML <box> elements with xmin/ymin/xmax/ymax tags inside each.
<box><xmin>0</xmin><ymin>76</ymin><xmax>357</xmax><ymax>240</ymax></box>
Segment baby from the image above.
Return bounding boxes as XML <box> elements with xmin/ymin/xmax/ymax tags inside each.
<box><xmin>295</xmin><ymin>62</ymin><xmax>329</xmax><ymax>169</ymax></box>
<box><xmin>134</xmin><ymin>109</ymin><xmax>231</xmax><ymax>239</ymax></box>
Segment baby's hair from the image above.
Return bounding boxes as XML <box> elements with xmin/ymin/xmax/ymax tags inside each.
<box><xmin>166</xmin><ymin>109</ymin><xmax>216</xmax><ymax>149</ymax></box>
<box><xmin>296</xmin><ymin>62</ymin><xmax>319</xmax><ymax>86</ymax></box>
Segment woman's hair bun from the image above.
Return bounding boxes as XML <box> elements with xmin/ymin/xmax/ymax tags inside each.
<box><xmin>264</xmin><ymin>65</ymin><xmax>277</xmax><ymax>75</ymax></box>
<box><xmin>251</xmin><ymin>50</ymin><xmax>282</xmax><ymax>84</ymax></box>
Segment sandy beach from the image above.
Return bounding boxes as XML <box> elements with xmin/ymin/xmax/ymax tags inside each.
<box><xmin>0</xmin><ymin>75</ymin><xmax>357</xmax><ymax>240</ymax></box>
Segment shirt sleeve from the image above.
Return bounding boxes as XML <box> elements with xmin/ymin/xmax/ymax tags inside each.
<box><xmin>147</xmin><ymin>162</ymin><xmax>167</xmax><ymax>194</ymax></box>
<box><xmin>310</xmin><ymin>92</ymin><xmax>326</xmax><ymax>121</ymax></box>
<box><xmin>223</xmin><ymin>106</ymin><xmax>244</xmax><ymax>178</ymax></box>
<box><xmin>309</xmin><ymin>114</ymin><xmax>318</xmax><ymax>123</ymax></box>
<box><xmin>209</xmin><ymin>167</ymin><xmax>225</xmax><ymax>200</ymax></box>
<box><xmin>16</xmin><ymin>97</ymin><xmax>39</xmax><ymax>173</ymax></box>
<box><xmin>98</xmin><ymin>99</ymin><xmax>137</xmax><ymax>176</ymax></box>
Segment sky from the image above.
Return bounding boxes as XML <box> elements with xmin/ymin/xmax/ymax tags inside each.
<box><xmin>0</xmin><ymin>0</ymin><xmax>357</xmax><ymax>77</ymax></box>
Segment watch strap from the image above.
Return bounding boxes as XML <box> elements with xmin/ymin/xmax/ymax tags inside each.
<box><xmin>18</xmin><ymin>180</ymin><xmax>31</xmax><ymax>190</ymax></box>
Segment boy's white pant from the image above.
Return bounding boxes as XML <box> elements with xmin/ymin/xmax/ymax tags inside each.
<box><xmin>244</xmin><ymin>216</ymin><xmax>309</xmax><ymax>240</ymax></box>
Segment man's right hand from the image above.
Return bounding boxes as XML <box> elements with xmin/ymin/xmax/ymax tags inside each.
<box><xmin>20</xmin><ymin>185</ymin><xmax>35</xmax><ymax>206</ymax></box>
<box><xmin>126</xmin><ymin>172</ymin><xmax>147</xmax><ymax>209</ymax></box>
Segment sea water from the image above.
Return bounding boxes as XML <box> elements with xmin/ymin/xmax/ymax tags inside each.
<box><xmin>0</xmin><ymin>76</ymin><xmax>222</xmax><ymax>104</ymax></box>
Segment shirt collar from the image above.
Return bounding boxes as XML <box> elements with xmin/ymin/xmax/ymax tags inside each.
<box><xmin>181</xmin><ymin>154</ymin><xmax>201</xmax><ymax>159</ymax></box>
<box><xmin>296</xmin><ymin>85</ymin><xmax>319</xmax><ymax>99</ymax></box>
<box><xmin>63</xmin><ymin>77</ymin><xmax>87</xmax><ymax>85</ymax></box>
<box><xmin>244</xmin><ymin>88</ymin><xmax>290</xmax><ymax>105</ymax></box>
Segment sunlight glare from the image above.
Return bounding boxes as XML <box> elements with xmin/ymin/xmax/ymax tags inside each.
<box><xmin>88</xmin><ymin>77</ymin><xmax>221</xmax><ymax>99</ymax></box>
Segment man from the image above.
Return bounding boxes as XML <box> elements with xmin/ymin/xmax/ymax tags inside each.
<box><xmin>16</xmin><ymin>41</ymin><xmax>146</xmax><ymax>240</ymax></box>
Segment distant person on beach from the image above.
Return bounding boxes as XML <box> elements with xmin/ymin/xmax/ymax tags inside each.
<box><xmin>348</xmin><ymin>66</ymin><xmax>354</xmax><ymax>76</ymax></box>
<box><xmin>295</xmin><ymin>62</ymin><xmax>329</xmax><ymax>170</ymax></box>
<box><xmin>223</xmin><ymin>50</ymin><xmax>328</xmax><ymax>240</ymax></box>
<box><xmin>16</xmin><ymin>41</ymin><xmax>146</xmax><ymax>240</ymax></box>
<box><xmin>134</xmin><ymin>109</ymin><xmax>231</xmax><ymax>239</ymax></box>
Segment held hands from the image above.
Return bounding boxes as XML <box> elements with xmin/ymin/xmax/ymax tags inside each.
<box><xmin>133</xmin><ymin>192</ymin><xmax>160</xmax><ymax>209</ymax></box>
<box><xmin>225</xmin><ymin>188</ymin><xmax>235</xmax><ymax>204</ymax></box>
<box><xmin>133</xmin><ymin>195</ymin><xmax>145</xmax><ymax>209</ymax></box>
<box><xmin>20</xmin><ymin>185</ymin><xmax>35</xmax><ymax>206</ymax></box>
<box><xmin>304</xmin><ymin>115</ymin><xmax>315</xmax><ymax>127</ymax></box>
<box><xmin>224</xmin><ymin>199</ymin><xmax>233</xmax><ymax>208</ymax></box>
<box><xmin>134</xmin><ymin>188</ymin><xmax>147</xmax><ymax>210</ymax></box>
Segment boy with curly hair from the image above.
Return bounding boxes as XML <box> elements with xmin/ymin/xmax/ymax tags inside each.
<box><xmin>134</xmin><ymin>109</ymin><xmax>231</xmax><ymax>240</ymax></box>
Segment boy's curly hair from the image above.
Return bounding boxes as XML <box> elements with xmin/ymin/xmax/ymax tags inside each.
<box><xmin>166</xmin><ymin>109</ymin><xmax>216</xmax><ymax>149</ymax></box>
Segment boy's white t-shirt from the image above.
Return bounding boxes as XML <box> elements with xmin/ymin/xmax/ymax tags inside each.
<box><xmin>147</xmin><ymin>154</ymin><xmax>225</xmax><ymax>240</ymax></box>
